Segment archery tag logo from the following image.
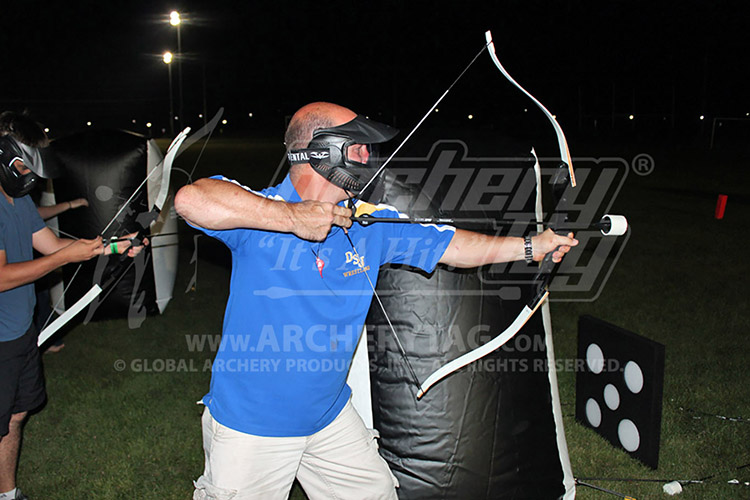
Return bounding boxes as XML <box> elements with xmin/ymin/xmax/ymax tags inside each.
<box><xmin>385</xmin><ymin>140</ymin><xmax>631</xmax><ymax>302</ymax></box>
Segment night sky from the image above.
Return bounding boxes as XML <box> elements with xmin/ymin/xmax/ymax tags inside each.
<box><xmin>2</xmin><ymin>1</ymin><xmax>746</xmax><ymax>140</ymax></box>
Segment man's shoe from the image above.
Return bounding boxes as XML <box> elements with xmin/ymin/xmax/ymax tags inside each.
<box><xmin>0</xmin><ymin>490</ymin><xmax>28</xmax><ymax>500</ymax></box>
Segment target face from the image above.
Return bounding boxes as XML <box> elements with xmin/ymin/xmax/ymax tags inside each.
<box><xmin>575</xmin><ymin>315</ymin><xmax>665</xmax><ymax>468</ymax></box>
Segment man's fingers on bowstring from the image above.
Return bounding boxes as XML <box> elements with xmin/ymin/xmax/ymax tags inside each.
<box><xmin>331</xmin><ymin>205</ymin><xmax>352</xmax><ymax>229</ymax></box>
<box><xmin>331</xmin><ymin>204</ymin><xmax>352</xmax><ymax>217</ymax></box>
<box><xmin>333</xmin><ymin>214</ymin><xmax>353</xmax><ymax>229</ymax></box>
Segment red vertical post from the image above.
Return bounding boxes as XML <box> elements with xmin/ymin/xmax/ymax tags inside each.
<box><xmin>715</xmin><ymin>194</ymin><xmax>728</xmax><ymax>219</ymax></box>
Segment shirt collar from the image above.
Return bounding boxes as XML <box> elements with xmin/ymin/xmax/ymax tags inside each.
<box><xmin>277</xmin><ymin>174</ymin><xmax>301</xmax><ymax>203</ymax></box>
<box><xmin>277</xmin><ymin>173</ymin><xmax>347</xmax><ymax>207</ymax></box>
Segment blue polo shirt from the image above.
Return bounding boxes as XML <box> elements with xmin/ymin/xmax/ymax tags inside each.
<box><xmin>0</xmin><ymin>194</ymin><xmax>46</xmax><ymax>341</ymax></box>
<box><xmin>194</xmin><ymin>175</ymin><xmax>455</xmax><ymax>436</ymax></box>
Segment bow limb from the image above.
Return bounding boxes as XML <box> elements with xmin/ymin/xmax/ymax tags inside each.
<box><xmin>100</xmin><ymin>127</ymin><xmax>192</xmax><ymax>237</ymax></box>
<box><xmin>37</xmin><ymin>112</ymin><xmax>220</xmax><ymax>345</ymax></box>
<box><xmin>416</xmin><ymin>232</ymin><xmax>560</xmax><ymax>399</ymax></box>
<box><xmin>417</xmin><ymin>293</ymin><xmax>547</xmax><ymax>398</ymax></box>
<box><xmin>417</xmin><ymin>34</ymin><xmax>578</xmax><ymax>398</ymax></box>
<box><xmin>484</xmin><ymin>30</ymin><xmax>576</xmax><ymax>187</ymax></box>
<box><xmin>153</xmin><ymin>127</ymin><xmax>192</xmax><ymax>214</ymax></box>
<box><xmin>101</xmin><ymin>106</ymin><xmax>224</xmax><ymax>238</ymax></box>
<box><xmin>37</xmin><ymin>285</ymin><xmax>102</xmax><ymax>346</ymax></box>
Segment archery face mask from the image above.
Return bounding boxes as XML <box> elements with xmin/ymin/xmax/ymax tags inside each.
<box><xmin>287</xmin><ymin>115</ymin><xmax>398</xmax><ymax>203</ymax></box>
<box><xmin>0</xmin><ymin>135</ymin><xmax>51</xmax><ymax>198</ymax></box>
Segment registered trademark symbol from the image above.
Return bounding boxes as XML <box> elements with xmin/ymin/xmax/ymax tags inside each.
<box><xmin>631</xmin><ymin>153</ymin><xmax>655</xmax><ymax>176</ymax></box>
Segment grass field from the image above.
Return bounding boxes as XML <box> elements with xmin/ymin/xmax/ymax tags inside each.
<box><xmin>16</xmin><ymin>136</ymin><xmax>750</xmax><ymax>499</ymax></box>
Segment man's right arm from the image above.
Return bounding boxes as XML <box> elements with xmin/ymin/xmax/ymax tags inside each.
<box><xmin>0</xmin><ymin>237</ymin><xmax>103</xmax><ymax>293</ymax></box>
<box><xmin>174</xmin><ymin>178</ymin><xmax>351</xmax><ymax>241</ymax></box>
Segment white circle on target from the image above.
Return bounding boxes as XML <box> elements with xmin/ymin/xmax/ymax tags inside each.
<box><xmin>585</xmin><ymin>398</ymin><xmax>602</xmax><ymax>427</ymax></box>
<box><xmin>604</xmin><ymin>384</ymin><xmax>620</xmax><ymax>410</ymax></box>
<box><xmin>624</xmin><ymin>361</ymin><xmax>644</xmax><ymax>393</ymax></box>
<box><xmin>618</xmin><ymin>419</ymin><xmax>640</xmax><ymax>451</ymax></box>
<box><xmin>96</xmin><ymin>185</ymin><xmax>113</xmax><ymax>202</ymax></box>
<box><xmin>586</xmin><ymin>343</ymin><xmax>605</xmax><ymax>374</ymax></box>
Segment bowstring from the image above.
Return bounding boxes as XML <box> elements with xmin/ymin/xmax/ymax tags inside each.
<box><xmin>41</xmin><ymin>128</ymin><xmax>189</xmax><ymax>335</ymax></box>
<box><xmin>355</xmin><ymin>40</ymin><xmax>490</xmax><ymax>201</ymax></box>
<box><xmin>343</xmin><ymin>229</ymin><xmax>422</xmax><ymax>393</ymax></box>
<box><xmin>343</xmin><ymin>41</ymin><xmax>492</xmax><ymax>394</ymax></box>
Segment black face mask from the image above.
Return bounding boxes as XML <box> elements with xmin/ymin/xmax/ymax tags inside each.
<box><xmin>287</xmin><ymin>115</ymin><xmax>398</xmax><ymax>203</ymax></box>
<box><xmin>0</xmin><ymin>136</ymin><xmax>41</xmax><ymax>197</ymax></box>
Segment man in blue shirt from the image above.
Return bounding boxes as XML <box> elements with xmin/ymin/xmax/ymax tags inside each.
<box><xmin>176</xmin><ymin>102</ymin><xmax>577</xmax><ymax>500</ymax></box>
<box><xmin>0</xmin><ymin>111</ymin><xmax>143</xmax><ymax>500</ymax></box>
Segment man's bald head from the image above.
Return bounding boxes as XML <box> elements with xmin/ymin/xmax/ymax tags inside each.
<box><xmin>284</xmin><ymin>102</ymin><xmax>357</xmax><ymax>153</ymax></box>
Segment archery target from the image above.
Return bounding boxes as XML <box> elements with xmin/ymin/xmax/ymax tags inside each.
<box><xmin>575</xmin><ymin>315</ymin><xmax>665</xmax><ymax>468</ymax></box>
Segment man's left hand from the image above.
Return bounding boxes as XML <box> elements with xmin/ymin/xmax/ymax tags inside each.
<box><xmin>531</xmin><ymin>229</ymin><xmax>578</xmax><ymax>263</ymax></box>
<box><xmin>105</xmin><ymin>233</ymin><xmax>150</xmax><ymax>257</ymax></box>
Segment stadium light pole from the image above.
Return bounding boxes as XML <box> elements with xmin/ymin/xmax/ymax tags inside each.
<box><xmin>169</xmin><ymin>11</ymin><xmax>183</xmax><ymax>131</ymax></box>
<box><xmin>163</xmin><ymin>51</ymin><xmax>175</xmax><ymax>136</ymax></box>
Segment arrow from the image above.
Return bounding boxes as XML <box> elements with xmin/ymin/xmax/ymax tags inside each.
<box><xmin>351</xmin><ymin>214</ymin><xmax>628</xmax><ymax>235</ymax></box>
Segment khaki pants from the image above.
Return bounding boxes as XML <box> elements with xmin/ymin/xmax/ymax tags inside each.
<box><xmin>193</xmin><ymin>401</ymin><xmax>398</xmax><ymax>500</ymax></box>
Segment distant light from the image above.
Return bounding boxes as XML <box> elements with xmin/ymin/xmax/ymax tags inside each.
<box><xmin>170</xmin><ymin>11</ymin><xmax>181</xmax><ymax>26</ymax></box>
<box><xmin>629</xmin><ymin>114</ymin><xmax>634</xmax><ymax>120</ymax></box>
<box><xmin>146</xmin><ymin>122</ymin><xmax>152</xmax><ymax>128</ymax></box>
<box><xmin>222</xmin><ymin>119</ymin><xmax>228</xmax><ymax>125</ymax></box>
<box><xmin>163</xmin><ymin>51</ymin><xmax>173</xmax><ymax>64</ymax></box>
<box><xmin>198</xmin><ymin>114</ymin><xmax>203</xmax><ymax>119</ymax></box>
<box><xmin>44</xmin><ymin>128</ymin><xmax>50</xmax><ymax>133</ymax></box>
<box><xmin>132</xmin><ymin>119</ymin><xmax>136</xmax><ymax>124</ymax></box>
<box><xmin>746</xmin><ymin>112</ymin><xmax>749</xmax><ymax>117</ymax></box>
<box><xmin>87</xmin><ymin>121</ymin><xmax>92</xmax><ymax>127</ymax></box>
<box><xmin>524</xmin><ymin>108</ymin><xmax>528</xmax><ymax>113</ymax></box>
<box><xmin>552</xmin><ymin>114</ymin><xmax>557</xmax><ymax>119</ymax></box>
<box><xmin>699</xmin><ymin>115</ymin><xmax>704</xmax><ymax>120</ymax></box>
<box><xmin>248</xmin><ymin>113</ymin><xmax>253</xmax><ymax>118</ymax></box>
<box><xmin>174</xmin><ymin>116</ymin><xmax>179</xmax><ymax>121</ymax></box>
<box><xmin>467</xmin><ymin>114</ymin><xmax>474</xmax><ymax>120</ymax></box>
<box><xmin>434</xmin><ymin>108</ymin><xmax>439</xmax><ymax>113</ymax></box>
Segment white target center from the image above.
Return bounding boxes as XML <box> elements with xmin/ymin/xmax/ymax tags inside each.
<box><xmin>604</xmin><ymin>384</ymin><xmax>620</xmax><ymax>410</ymax></box>
<box><xmin>618</xmin><ymin>419</ymin><xmax>640</xmax><ymax>451</ymax></box>
<box><xmin>586</xmin><ymin>343</ymin><xmax>605</xmax><ymax>374</ymax></box>
<box><xmin>96</xmin><ymin>185</ymin><xmax>114</xmax><ymax>202</ymax></box>
<box><xmin>624</xmin><ymin>361</ymin><xmax>644</xmax><ymax>393</ymax></box>
<box><xmin>585</xmin><ymin>399</ymin><xmax>602</xmax><ymax>428</ymax></box>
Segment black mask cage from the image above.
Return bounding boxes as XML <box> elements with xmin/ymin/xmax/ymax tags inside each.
<box><xmin>287</xmin><ymin>115</ymin><xmax>398</xmax><ymax>203</ymax></box>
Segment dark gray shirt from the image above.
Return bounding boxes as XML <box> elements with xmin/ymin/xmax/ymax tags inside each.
<box><xmin>0</xmin><ymin>194</ymin><xmax>45</xmax><ymax>341</ymax></box>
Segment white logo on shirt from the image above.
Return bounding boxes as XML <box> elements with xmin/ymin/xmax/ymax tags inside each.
<box><xmin>345</xmin><ymin>251</ymin><xmax>365</xmax><ymax>268</ymax></box>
